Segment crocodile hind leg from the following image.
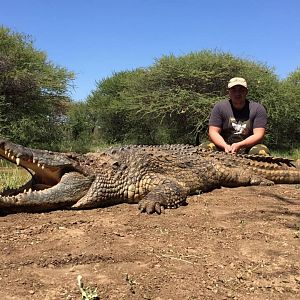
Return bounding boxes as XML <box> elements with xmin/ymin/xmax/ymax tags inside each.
<box><xmin>214</xmin><ymin>163</ymin><xmax>275</xmax><ymax>187</ymax></box>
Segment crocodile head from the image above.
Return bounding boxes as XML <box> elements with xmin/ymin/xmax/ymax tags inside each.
<box><xmin>0</xmin><ymin>139</ymin><xmax>93</xmax><ymax>210</ymax></box>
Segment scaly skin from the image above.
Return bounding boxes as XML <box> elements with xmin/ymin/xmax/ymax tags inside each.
<box><xmin>0</xmin><ymin>139</ymin><xmax>299</xmax><ymax>214</ymax></box>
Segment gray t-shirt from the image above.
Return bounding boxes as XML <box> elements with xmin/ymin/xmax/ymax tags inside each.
<box><xmin>209</xmin><ymin>99</ymin><xmax>267</xmax><ymax>144</ymax></box>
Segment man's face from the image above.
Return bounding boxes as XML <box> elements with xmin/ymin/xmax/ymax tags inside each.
<box><xmin>228</xmin><ymin>85</ymin><xmax>248</xmax><ymax>109</ymax></box>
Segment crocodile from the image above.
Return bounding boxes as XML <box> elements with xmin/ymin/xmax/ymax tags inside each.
<box><xmin>0</xmin><ymin>138</ymin><xmax>299</xmax><ymax>214</ymax></box>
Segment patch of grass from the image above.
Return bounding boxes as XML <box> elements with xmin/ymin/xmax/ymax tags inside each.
<box><xmin>270</xmin><ymin>148</ymin><xmax>300</xmax><ymax>160</ymax></box>
<box><xmin>293</xmin><ymin>224</ymin><xmax>300</xmax><ymax>239</ymax></box>
<box><xmin>77</xmin><ymin>275</ymin><xmax>99</xmax><ymax>300</ymax></box>
<box><xmin>124</xmin><ymin>273</ymin><xmax>137</xmax><ymax>294</ymax></box>
<box><xmin>0</xmin><ymin>159</ymin><xmax>31</xmax><ymax>191</ymax></box>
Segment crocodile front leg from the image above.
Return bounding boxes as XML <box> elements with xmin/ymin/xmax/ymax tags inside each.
<box><xmin>138</xmin><ymin>180</ymin><xmax>188</xmax><ymax>214</ymax></box>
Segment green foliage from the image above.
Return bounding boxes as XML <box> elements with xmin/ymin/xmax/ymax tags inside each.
<box><xmin>266</xmin><ymin>68</ymin><xmax>300</xmax><ymax>148</ymax></box>
<box><xmin>85</xmin><ymin>50</ymin><xmax>285</xmax><ymax>147</ymax></box>
<box><xmin>1</xmin><ymin>25</ymin><xmax>299</xmax><ymax>151</ymax></box>
<box><xmin>77</xmin><ymin>275</ymin><xmax>99</xmax><ymax>300</ymax></box>
<box><xmin>60</xmin><ymin>101</ymin><xmax>96</xmax><ymax>152</ymax></box>
<box><xmin>270</xmin><ymin>148</ymin><xmax>300</xmax><ymax>160</ymax></box>
<box><xmin>0</xmin><ymin>26</ymin><xmax>74</xmax><ymax>148</ymax></box>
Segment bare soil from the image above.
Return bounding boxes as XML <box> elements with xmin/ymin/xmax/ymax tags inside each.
<box><xmin>0</xmin><ymin>184</ymin><xmax>299</xmax><ymax>300</ymax></box>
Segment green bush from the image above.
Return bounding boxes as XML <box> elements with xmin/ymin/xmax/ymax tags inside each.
<box><xmin>0</xmin><ymin>26</ymin><xmax>74</xmax><ymax>149</ymax></box>
<box><xmin>84</xmin><ymin>50</ymin><xmax>294</xmax><ymax>148</ymax></box>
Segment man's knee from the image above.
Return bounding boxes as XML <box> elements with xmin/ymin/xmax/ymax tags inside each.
<box><xmin>199</xmin><ymin>141</ymin><xmax>218</xmax><ymax>151</ymax></box>
<box><xmin>248</xmin><ymin>144</ymin><xmax>270</xmax><ymax>156</ymax></box>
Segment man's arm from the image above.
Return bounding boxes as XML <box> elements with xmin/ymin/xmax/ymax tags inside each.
<box><xmin>208</xmin><ymin>126</ymin><xmax>232</xmax><ymax>152</ymax></box>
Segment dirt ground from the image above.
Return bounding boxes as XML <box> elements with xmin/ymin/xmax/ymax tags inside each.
<box><xmin>0</xmin><ymin>184</ymin><xmax>299</xmax><ymax>300</ymax></box>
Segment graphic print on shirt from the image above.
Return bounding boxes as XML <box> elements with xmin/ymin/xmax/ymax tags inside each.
<box><xmin>226</xmin><ymin>117</ymin><xmax>250</xmax><ymax>144</ymax></box>
<box><xmin>230</xmin><ymin>117</ymin><xmax>250</xmax><ymax>135</ymax></box>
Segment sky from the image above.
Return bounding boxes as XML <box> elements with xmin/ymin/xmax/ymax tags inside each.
<box><xmin>1</xmin><ymin>0</ymin><xmax>300</xmax><ymax>101</ymax></box>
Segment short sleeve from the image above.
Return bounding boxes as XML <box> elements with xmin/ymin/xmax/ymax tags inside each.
<box><xmin>209</xmin><ymin>103</ymin><xmax>223</xmax><ymax>127</ymax></box>
<box><xmin>253</xmin><ymin>104</ymin><xmax>267</xmax><ymax>129</ymax></box>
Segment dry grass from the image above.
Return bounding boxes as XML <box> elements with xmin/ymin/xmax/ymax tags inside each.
<box><xmin>0</xmin><ymin>159</ymin><xmax>31</xmax><ymax>191</ymax></box>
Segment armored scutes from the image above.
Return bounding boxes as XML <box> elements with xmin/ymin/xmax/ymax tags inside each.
<box><xmin>0</xmin><ymin>139</ymin><xmax>299</xmax><ymax>214</ymax></box>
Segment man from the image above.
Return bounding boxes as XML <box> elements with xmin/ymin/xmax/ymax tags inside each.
<box><xmin>206</xmin><ymin>77</ymin><xmax>270</xmax><ymax>155</ymax></box>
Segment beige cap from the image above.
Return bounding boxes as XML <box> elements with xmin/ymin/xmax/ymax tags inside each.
<box><xmin>228</xmin><ymin>77</ymin><xmax>248</xmax><ymax>89</ymax></box>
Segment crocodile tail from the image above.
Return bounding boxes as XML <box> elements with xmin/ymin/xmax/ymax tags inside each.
<box><xmin>240</xmin><ymin>154</ymin><xmax>296</xmax><ymax>167</ymax></box>
<box><xmin>250</xmin><ymin>165</ymin><xmax>300</xmax><ymax>184</ymax></box>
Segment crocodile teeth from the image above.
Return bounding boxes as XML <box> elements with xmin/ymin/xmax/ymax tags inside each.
<box><xmin>16</xmin><ymin>157</ymin><xmax>20</xmax><ymax>165</ymax></box>
<box><xmin>36</xmin><ymin>162</ymin><xmax>45</xmax><ymax>169</ymax></box>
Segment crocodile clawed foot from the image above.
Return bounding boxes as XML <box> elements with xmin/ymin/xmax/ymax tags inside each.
<box><xmin>138</xmin><ymin>199</ymin><xmax>165</xmax><ymax>214</ymax></box>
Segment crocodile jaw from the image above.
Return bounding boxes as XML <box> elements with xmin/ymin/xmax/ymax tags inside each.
<box><xmin>0</xmin><ymin>140</ymin><xmax>93</xmax><ymax>210</ymax></box>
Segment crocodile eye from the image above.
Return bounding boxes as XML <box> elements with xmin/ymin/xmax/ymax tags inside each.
<box><xmin>112</xmin><ymin>161</ymin><xmax>120</xmax><ymax>167</ymax></box>
<box><xmin>111</xmin><ymin>161</ymin><xmax>128</xmax><ymax>171</ymax></box>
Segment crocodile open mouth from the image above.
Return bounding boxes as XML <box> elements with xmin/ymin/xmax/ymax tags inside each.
<box><xmin>0</xmin><ymin>140</ymin><xmax>92</xmax><ymax>210</ymax></box>
<box><xmin>0</xmin><ymin>144</ymin><xmax>68</xmax><ymax>196</ymax></box>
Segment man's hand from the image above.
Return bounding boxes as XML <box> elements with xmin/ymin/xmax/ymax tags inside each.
<box><xmin>230</xmin><ymin>142</ymin><xmax>242</xmax><ymax>154</ymax></box>
<box><xmin>224</xmin><ymin>143</ymin><xmax>242</xmax><ymax>154</ymax></box>
<box><xmin>230</xmin><ymin>128</ymin><xmax>265</xmax><ymax>154</ymax></box>
<box><xmin>223</xmin><ymin>144</ymin><xmax>233</xmax><ymax>153</ymax></box>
